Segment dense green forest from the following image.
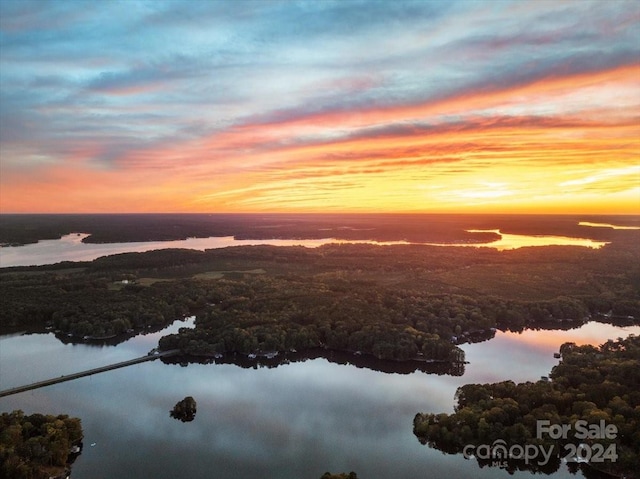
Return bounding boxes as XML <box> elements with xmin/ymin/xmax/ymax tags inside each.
<box><xmin>0</xmin><ymin>411</ymin><xmax>83</xmax><ymax>479</ymax></box>
<box><xmin>1</xmin><ymin>234</ymin><xmax>638</xmax><ymax>368</ymax></box>
<box><xmin>413</xmin><ymin>335</ymin><xmax>640</xmax><ymax>477</ymax></box>
<box><xmin>157</xmin><ymin>274</ymin><xmax>470</xmax><ymax>362</ymax></box>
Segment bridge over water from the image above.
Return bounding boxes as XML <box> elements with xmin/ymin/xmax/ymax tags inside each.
<box><xmin>0</xmin><ymin>349</ymin><xmax>181</xmax><ymax>398</ymax></box>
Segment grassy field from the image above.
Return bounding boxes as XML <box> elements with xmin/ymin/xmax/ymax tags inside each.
<box><xmin>192</xmin><ymin>269</ymin><xmax>266</xmax><ymax>280</ymax></box>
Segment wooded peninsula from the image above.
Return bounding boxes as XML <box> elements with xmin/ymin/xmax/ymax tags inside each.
<box><xmin>414</xmin><ymin>335</ymin><xmax>640</xmax><ymax>478</ymax></box>
<box><xmin>1</xmin><ymin>232</ymin><xmax>638</xmax><ymax>368</ymax></box>
<box><xmin>0</xmin><ymin>411</ymin><xmax>83</xmax><ymax>479</ymax></box>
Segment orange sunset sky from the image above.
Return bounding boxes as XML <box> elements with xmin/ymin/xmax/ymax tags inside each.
<box><xmin>0</xmin><ymin>0</ymin><xmax>638</xmax><ymax>214</ymax></box>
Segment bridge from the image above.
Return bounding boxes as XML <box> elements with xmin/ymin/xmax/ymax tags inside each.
<box><xmin>0</xmin><ymin>349</ymin><xmax>181</xmax><ymax>398</ymax></box>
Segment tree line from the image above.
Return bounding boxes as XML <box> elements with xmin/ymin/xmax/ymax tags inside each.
<box><xmin>0</xmin><ymin>410</ymin><xmax>83</xmax><ymax>479</ymax></box>
<box><xmin>413</xmin><ymin>335</ymin><xmax>640</xmax><ymax>477</ymax></box>
<box><xmin>1</xmin><ymin>242</ymin><xmax>638</xmax><ymax>366</ymax></box>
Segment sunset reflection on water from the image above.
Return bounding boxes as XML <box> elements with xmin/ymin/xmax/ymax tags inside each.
<box><xmin>500</xmin><ymin>322</ymin><xmax>639</xmax><ymax>350</ymax></box>
<box><xmin>0</xmin><ymin>228</ymin><xmax>610</xmax><ymax>268</ymax></box>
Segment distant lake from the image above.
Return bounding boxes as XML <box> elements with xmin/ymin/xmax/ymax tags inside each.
<box><xmin>0</xmin><ymin>228</ymin><xmax>608</xmax><ymax>268</ymax></box>
<box><xmin>578</xmin><ymin>221</ymin><xmax>640</xmax><ymax>230</ymax></box>
<box><xmin>1</xmin><ymin>320</ymin><xmax>637</xmax><ymax>479</ymax></box>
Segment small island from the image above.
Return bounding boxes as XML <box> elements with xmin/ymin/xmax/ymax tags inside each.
<box><xmin>320</xmin><ymin>473</ymin><xmax>358</xmax><ymax>479</ymax></box>
<box><xmin>170</xmin><ymin>396</ymin><xmax>197</xmax><ymax>422</ymax></box>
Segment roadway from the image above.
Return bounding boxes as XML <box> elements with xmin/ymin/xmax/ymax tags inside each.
<box><xmin>0</xmin><ymin>349</ymin><xmax>181</xmax><ymax>398</ymax></box>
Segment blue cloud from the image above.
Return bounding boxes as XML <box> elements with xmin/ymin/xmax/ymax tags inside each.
<box><xmin>0</xmin><ymin>0</ymin><xmax>638</xmax><ymax>172</ymax></box>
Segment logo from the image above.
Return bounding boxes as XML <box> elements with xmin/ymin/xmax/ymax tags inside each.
<box><xmin>536</xmin><ymin>419</ymin><xmax>617</xmax><ymax>440</ymax></box>
<box><xmin>462</xmin><ymin>420</ymin><xmax>618</xmax><ymax>468</ymax></box>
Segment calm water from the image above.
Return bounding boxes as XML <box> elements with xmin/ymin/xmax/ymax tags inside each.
<box><xmin>578</xmin><ymin>221</ymin><xmax>640</xmax><ymax>230</ymax></box>
<box><xmin>1</xmin><ymin>321</ymin><xmax>638</xmax><ymax>479</ymax></box>
<box><xmin>0</xmin><ymin>230</ymin><xmax>607</xmax><ymax>268</ymax></box>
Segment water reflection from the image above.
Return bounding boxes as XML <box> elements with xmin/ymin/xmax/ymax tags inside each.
<box><xmin>465</xmin><ymin>229</ymin><xmax>607</xmax><ymax>250</ymax></box>
<box><xmin>51</xmin><ymin>315</ymin><xmax>196</xmax><ymax>348</ymax></box>
<box><xmin>417</xmin><ymin>324</ymin><xmax>640</xmax><ymax>479</ymax></box>
<box><xmin>0</xmin><ymin>233</ymin><xmax>411</xmax><ymax>267</ymax></box>
<box><xmin>579</xmin><ymin>221</ymin><xmax>640</xmax><ymax>230</ymax></box>
<box><xmin>0</xmin><ymin>316</ymin><xmax>195</xmax><ymax>389</ymax></box>
<box><xmin>1</xmin><ymin>322</ymin><xmax>637</xmax><ymax>479</ymax></box>
<box><xmin>0</xmin><ymin>227</ymin><xmax>608</xmax><ymax>268</ymax></box>
<box><xmin>164</xmin><ymin>347</ymin><xmax>466</xmax><ymax>376</ymax></box>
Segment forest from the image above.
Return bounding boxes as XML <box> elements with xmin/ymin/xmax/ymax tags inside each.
<box><xmin>0</xmin><ymin>410</ymin><xmax>83</xmax><ymax>479</ymax></box>
<box><xmin>1</xmin><ymin>230</ymin><xmax>638</xmax><ymax>369</ymax></box>
<box><xmin>413</xmin><ymin>335</ymin><xmax>640</xmax><ymax>477</ymax></box>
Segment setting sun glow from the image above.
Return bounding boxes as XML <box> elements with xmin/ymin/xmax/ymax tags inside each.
<box><xmin>0</xmin><ymin>1</ymin><xmax>638</xmax><ymax>214</ymax></box>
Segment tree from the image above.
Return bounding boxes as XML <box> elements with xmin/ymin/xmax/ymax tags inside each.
<box><xmin>170</xmin><ymin>396</ymin><xmax>197</xmax><ymax>422</ymax></box>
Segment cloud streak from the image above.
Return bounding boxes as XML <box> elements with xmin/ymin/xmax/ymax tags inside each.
<box><xmin>0</xmin><ymin>0</ymin><xmax>638</xmax><ymax>213</ymax></box>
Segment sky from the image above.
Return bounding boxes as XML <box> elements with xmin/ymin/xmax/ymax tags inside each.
<box><xmin>0</xmin><ymin>0</ymin><xmax>639</xmax><ymax>214</ymax></box>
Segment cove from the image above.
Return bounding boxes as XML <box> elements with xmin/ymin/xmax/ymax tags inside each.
<box><xmin>1</xmin><ymin>320</ymin><xmax>638</xmax><ymax>479</ymax></box>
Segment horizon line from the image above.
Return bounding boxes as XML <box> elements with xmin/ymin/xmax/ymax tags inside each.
<box><xmin>1</xmin><ymin>212</ymin><xmax>639</xmax><ymax>216</ymax></box>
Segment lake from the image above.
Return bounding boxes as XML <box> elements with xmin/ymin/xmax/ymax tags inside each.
<box><xmin>0</xmin><ymin>229</ymin><xmax>608</xmax><ymax>268</ymax></box>
<box><xmin>1</xmin><ymin>319</ymin><xmax>637</xmax><ymax>479</ymax></box>
<box><xmin>0</xmin><ymin>222</ymin><xmax>633</xmax><ymax>478</ymax></box>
